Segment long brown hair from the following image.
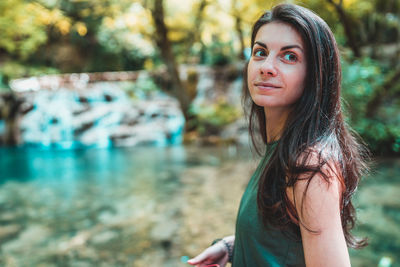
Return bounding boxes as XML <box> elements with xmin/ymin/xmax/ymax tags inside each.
<box><xmin>243</xmin><ymin>4</ymin><xmax>369</xmax><ymax>248</ymax></box>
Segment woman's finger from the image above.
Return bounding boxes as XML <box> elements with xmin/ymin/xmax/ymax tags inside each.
<box><xmin>187</xmin><ymin>251</ymin><xmax>209</xmax><ymax>265</ymax></box>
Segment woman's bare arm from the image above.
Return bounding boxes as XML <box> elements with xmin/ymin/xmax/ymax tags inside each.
<box><xmin>287</xmin><ymin>163</ymin><xmax>351</xmax><ymax>267</ymax></box>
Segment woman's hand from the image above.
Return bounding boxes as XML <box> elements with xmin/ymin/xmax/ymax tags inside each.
<box><xmin>187</xmin><ymin>241</ymin><xmax>229</xmax><ymax>267</ymax></box>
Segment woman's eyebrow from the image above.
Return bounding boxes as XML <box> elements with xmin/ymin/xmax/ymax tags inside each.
<box><xmin>254</xmin><ymin>41</ymin><xmax>303</xmax><ymax>53</ymax></box>
<box><xmin>281</xmin><ymin>45</ymin><xmax>304</xmax><ymax>52</ymax></box>
<box><xmin>254</xmin><ymin>41</ymin><xmax>267</xmax><ymax>48</ymax></box>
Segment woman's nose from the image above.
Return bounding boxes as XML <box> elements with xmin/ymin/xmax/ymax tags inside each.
<box><xmin>260</xmin><ymin>56</ymin><xmax>278</xmax><ymax>77</ymax></box>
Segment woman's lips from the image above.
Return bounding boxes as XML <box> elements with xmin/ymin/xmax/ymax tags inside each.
<box><xmin>254</xmin><ymin>82</ymin><xmax>282</xmax><ymax>90</ymax></box>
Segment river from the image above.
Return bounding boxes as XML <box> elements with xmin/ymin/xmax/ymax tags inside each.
<box><xmin>0</xmin><ymin>145</ymin><xmax>398</xmax><ymax>266</ymax></box>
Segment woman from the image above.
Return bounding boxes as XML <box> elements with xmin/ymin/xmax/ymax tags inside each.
<box><xmin>188</xmin><ymin>3</ymin><xmax>368</xmax><ymax>267</ymax></box>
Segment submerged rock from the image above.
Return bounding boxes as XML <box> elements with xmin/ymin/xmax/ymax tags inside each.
<box><xmin>0</xmin><ymin>212</ymin><xmax>20</xmax><ymax>224</ymax></box>
<box><xmin>150</xmin><ymin>220</ymin><xmax>179</xmax><ymax>243</ymax></box>
<box><xmin>0</xmin><ymin>225</ymin><xmax>22</xmax><ymax>244</ymax></box>
<box><xmin>90</xmin><ymin>230</ymin><xmax>119</xmax><ymax>246</ymax></box>
<box><xmin>2</xmin><ymin>224</ymin><xmax>51</xmax><ymax>253</ymax></box>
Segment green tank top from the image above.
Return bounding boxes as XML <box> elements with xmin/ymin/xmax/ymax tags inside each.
<box><xmin>232</xmin><ymin>142</ymin><xmax>306</xmax><ymax>267</ymax></box>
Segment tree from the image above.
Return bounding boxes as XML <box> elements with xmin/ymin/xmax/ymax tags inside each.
<box><xmin>0</xmin><ymin>0</ymin><xmax>69</xmax><ymax>59</ymax></box>
<box><xmin>326</xmin><ymin>0</ymin><xmax>362</xmax><ymax>57</ymax></box>
<box><xmin>150</xmin><ymin>0</ymin><xmax>192</xmax><ymax>121</ymax></box>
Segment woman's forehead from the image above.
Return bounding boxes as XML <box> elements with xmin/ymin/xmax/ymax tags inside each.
<box><xmin>254</xmin><ymin>22</ymin><xmax>305</xmax><ymax>50</ymax></box>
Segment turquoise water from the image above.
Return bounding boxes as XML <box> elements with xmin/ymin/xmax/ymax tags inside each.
<box><xmin>0</xmin><ymin>146</ymin><xmax>399</xmax><ymax>266</ymax></box>
<box><xmin>0</xmin><ymin>145</ymin><xmax>247</xmax><ymax>266</ymax></box>
<box><xmin>1</xmin><ymin>146</ymin><xmax>188</xmax><ymax>185</ymax></box>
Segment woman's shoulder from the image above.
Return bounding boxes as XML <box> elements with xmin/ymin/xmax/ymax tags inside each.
<box><xmin>297</xmin><ymin>141</ymin><xmax>341</xmax><ymax>172</ymax></box>
<box><xmin>288</xmin><ymin>142</ymin><xmax>344</xmax><ymax>204</ymax></box>
<box><xmin>286</xmin><ymin>144</ymin><xmax>344</xmax><ymax>228</ymax></box>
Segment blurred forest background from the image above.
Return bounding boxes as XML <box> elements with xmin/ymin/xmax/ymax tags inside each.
<box><xmin>0</xmin><ymin>0</ymin><xmax>399</xmax><ymax>155</ymax></box>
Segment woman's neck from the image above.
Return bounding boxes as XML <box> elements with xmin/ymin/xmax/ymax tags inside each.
<box><xmin>264</xmin><ymin>107</ymin><xmax>290</xmax><ymax>143</ymax></box>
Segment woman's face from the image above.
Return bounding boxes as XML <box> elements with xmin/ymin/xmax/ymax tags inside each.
<box><xmin>247</xmin><ymin>22</ymin><xmax>307</xmax><ymax>116</ymax></box>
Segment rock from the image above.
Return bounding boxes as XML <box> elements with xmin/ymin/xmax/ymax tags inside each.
<box><xmin>2</xmin><ymin>225</ymin><xmax>50</xmax><ymax>253</ymax></box>
<box><xmin>90</xmin><ymin>230</ymin><xmax>118</xmax><ymax>245</ymax></box>
<box><xmin>150</xmin><ymin>220</ymin><xmax>179</xmax><ymax>242</ymax></box>
<box><xmin>0</xmin><ymin>225</ymin><xmax>22</xmax><ymax>243</ymax></box>
<box><xmin>0</xmin><ymin>212</ymin><xmax>19</xmax><ymax>223</ymax></box>
<box><xmin>97</xmin><ymin>210</ymin><xmax>117</xmax><ymax>225</ymax></box>
<box><xmin>68</xmin><ymin>261</ymin><xmax>92</xmax><ymax>267</ymax></box>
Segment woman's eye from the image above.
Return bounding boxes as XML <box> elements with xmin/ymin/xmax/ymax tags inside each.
<box><xmin>253</xmin><ymin>49</ymin><xmax>267</xmax><ymax>57</ymax></box>
<box><xmin>283</xmin><ymin>53</ymin><xmax>298</xmax><ymax>62</ymax></box>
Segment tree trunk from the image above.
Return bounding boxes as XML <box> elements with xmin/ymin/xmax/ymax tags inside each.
<box><xmin>185</xmin><ymin>0</ymin><xmax>209</xmax><ymax>58</ymax></box>
<box><xmin>326</xmin><ymin>0</ymin><xmax>361</xmax><ymax>58</ymax></box>
<box><xmin>151</xmin><ymin>0</ymin><xmax>191</xmax><ymax>122</ymax></box>
<box><xmin>235</xmin><ymin>16</ymin><xmax>245</xmax><ymax>60</ymax></box>
<box><xmin>231</xmin><ymin>0</ymin><xmax>245</xmax><ymax>60</ymax></box>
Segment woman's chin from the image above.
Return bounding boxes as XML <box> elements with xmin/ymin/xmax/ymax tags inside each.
<box><xmin>252</xmin><ymin>98</ymin><xmax>275</xmax><ymax>108</ymax></box>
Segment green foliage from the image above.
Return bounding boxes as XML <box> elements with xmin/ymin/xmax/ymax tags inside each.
<box><xmin>0</xmin><ymin>0</ymin><xmax>50</xmax><ymax>59</ymax></box>
<box><xmin>342</xmin><ymin>57</ymin><xmax>383</xmax><ymax>115</ymax></box>
<box><xmin>341</xmin><ymin>57</ymin><xmax>400</xmax><ymax>155</ymax></box>
<box><xmin>299</xmin><ymin>0</ymin><xmax>340</xmax><ymax>29</ymax></box>
<box><xmin>122</xmin><ymin>74</ymin><xmax>161</xmax><ymax>100</ymax></box>
<box><xmin>202</xmin><ymin>40</ymin><xmax>235</xmax><ymax>66</ymax></box>
<box><xmin>189</xmin><ymin>100</ymin><xmax>242</xmax><ymax>135</ymax></box>
<box><xmin>0</xmin><ymin>74</ymin><xmax>10</xmax><ymax>92</ymax></box>
<box><xmin>96</xmin><ymin>28</ymin><xmax>150</xmax><ymax>71</ymax></box>
<box><xmin>0</xmin><ymin>61</ymin><xmax>59</xmax><ymax>81</ymax></box>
